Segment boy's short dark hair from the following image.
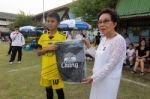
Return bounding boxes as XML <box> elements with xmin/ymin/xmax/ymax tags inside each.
<box><xmin>98</xmin><ymin>8</ymin><xmax>119</xmax><ymax>23</ymax></box>
<box><xmin>129</xmin><ymin>43</ymin><xmax>134</xmax><ymax>47</ymax></box>
<box><xmin>47</xmin><ymin>12</ymin><xmax>60</xmax><ymax>22</ymax></box>
<box><xmin>15</xmin><ymin>26</ymin><xmax>19</xmax><ymax>29</ymax></box>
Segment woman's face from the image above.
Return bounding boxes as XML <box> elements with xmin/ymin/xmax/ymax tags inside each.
<box><xmin>141</xmin><ymin>40</ymin><xmax>145</xmax><ymax>46</ymax></box>
<box><xmin>98</xmin><ymin>13</ymin><xmax>116</xmax><ymax>36</ymax></box>
<box><xmin>47</xmin><ymin>17</ymin><xmax>58</xmax><ymax>31</ymax></box>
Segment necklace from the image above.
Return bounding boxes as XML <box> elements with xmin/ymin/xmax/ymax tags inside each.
<box><xmin>102</xmin><ymin>33</ymin><xmax>117</xmax><ymax>51</ymax></box>
<box><xmin>102</xmin><ymin>39</ymin><xmax>110</xmax><ymax>51</ymax></box>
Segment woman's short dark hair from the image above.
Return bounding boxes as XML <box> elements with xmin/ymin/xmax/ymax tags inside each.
<box><xmin>139</xmin><ymin>38</ymin><xmax>146</xmax><ymax>47</ymax></box>
<box><xmin>140</xmin><ymin>38</ymin><xmax>146</xmax><ymax>41</ymax></box>
<box><xmin>47</xmin><ymin>12</ymin><xmax>60</xmax><ymax>22</ymax></box>
<box><xmin>98</xmin><ymin>8</ymin><xmax>119</xmax><ymax>23</ymax></box>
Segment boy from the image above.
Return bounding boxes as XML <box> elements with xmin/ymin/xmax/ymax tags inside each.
<box><xmin>126</xmin><ymin>43</ymin><xmax>135</xmax><ymax>68</ymax></box>
<box><xmin>37</xmin><ymin>12</ymin><xmax>66</xmax><ymax>99</ymax></box>
<box><xmin>9</xmin><ymin>26</ymin><xmax>25</xmax><ymax>64</ymax></box>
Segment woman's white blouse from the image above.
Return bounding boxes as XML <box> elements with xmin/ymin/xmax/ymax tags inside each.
<box><xmin>89</xmin><ymin>34</ymin><xmax>126</xmax><ymax>82</ymax></box>
<box><xmin>87</xmin><ymin>34</ymin><xmax>126</xmax><ymax>99</ymax></box>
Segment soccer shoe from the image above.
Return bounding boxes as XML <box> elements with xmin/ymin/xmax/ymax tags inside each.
<box><xmin>9</xmin><ymin>62</ymin><xmax>13</xmax><ymax>65</ymax></box>
<box><xmin>18</xmin><ymin>61</ymin><xmax>21</xmax><ymax>64</ymax></box>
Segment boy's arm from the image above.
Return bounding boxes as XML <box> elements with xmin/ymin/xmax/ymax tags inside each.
<box><xmin>37</xmin><ymin>35</ymin><xmax>46</xmax><ymax>56</ymax></box>
<box><xmin>10</xmin><ymin>32</ymin><xmax>17</xmax><ymax>40</ymax></box>
<box><xmin>133</xmin><ymin>49</ymin><xmax>136</xmax><ymax>57</ymax></box>
<box><xmin>37</xmin><ymin>44</ymin><xmax>57</xmax><ymax>56</ymax></box>
<box><xmin>37</xmin><ymin>45</ymin><xmax>47</xmax><ymax>56</ymax></box>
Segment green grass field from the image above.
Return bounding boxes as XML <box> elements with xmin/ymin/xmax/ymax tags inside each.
<box><xmin>0</xmin><ymin>42</ymin><xmax>150</xmax><ymax>99</ymax></box>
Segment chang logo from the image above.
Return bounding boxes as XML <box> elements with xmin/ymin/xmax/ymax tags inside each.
<box><xmin>64</xmin><ymin>53</ymin><xmax>77</xmax><ymax>63</ymax></box>
<box><xmin>61</xmin><ymin>52</ymin><xmax>79</xmax><ymax>69</ymax></box>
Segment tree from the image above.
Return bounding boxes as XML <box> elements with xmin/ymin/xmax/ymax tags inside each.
<box><xmin>71</xmin><ymin>0</ymin><xmax>118</xmax><ymax>27</ymax></box>
<box><xmin>9</xmin><ymin>11</ymin><xmax>35</xmax><ymax>29</ymax></box>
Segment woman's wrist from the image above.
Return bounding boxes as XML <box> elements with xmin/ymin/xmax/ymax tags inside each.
<box><xmin>91</xmin><ymin>75</ymin><xmax>94</xmax><ymax>80</ymax></box>
<box><xmin>142</xmin><ymin>56</ymin><xmax>147</xmax><ymax>58</ymax></box>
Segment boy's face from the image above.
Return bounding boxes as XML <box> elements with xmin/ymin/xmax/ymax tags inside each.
<box><xmin>47</xmin><ymin>17</ymin><xmax>58</xmax><ymax>31</ymax></box>
<box><xmin>129</xmin><ymin>45</ymin><xmax>133</xmax><ymax>49</ymax></box>
<box><xmin>15</xmin><ymin>28</ymin><xmax>19</xmax><ymax>33</ymax></box>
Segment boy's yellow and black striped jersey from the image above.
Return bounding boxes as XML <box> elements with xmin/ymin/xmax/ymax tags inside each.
<box><xmin>38</xmin><ymin>31</ymin><xmax>66</xmax><ymax>80</ymax></box>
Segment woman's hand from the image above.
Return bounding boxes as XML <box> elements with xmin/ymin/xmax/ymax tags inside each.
<box><xmin>136</xmin><ymin>56</ymin><xmax>140</xmax><ymax>60</ymax></box>
<box><xmin>83</xmin><ymin>38</ymin><xmax>92</xmax><ymax>48</ymax></box>
<box><xmin>82</xmin><ymin>76</ymin><xmax>93</xmax><ymax>84</ymax></box>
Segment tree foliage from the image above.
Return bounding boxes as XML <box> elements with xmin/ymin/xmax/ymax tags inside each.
<box><xmin>71</xmin><ymin>0</ymin><xmax>118</xmax><ymax>27</ymax></box>
<box><xmin>9</xmin><ymin>11</ymin><xmax>35</xmax><ymax>29</ymax></box>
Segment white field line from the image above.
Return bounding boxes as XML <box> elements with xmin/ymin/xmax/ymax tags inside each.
<box><xmin>8</xmin><ymin>64</ymin><xmax>39</xmax><ymax>72</ymax></box>
<box><xmin>122</xmin><ymin>78</ymin><xmax>150</xmax><ymax>88</ymax></box>
<box><xmin>0</xmin><ymin>54</ymin><xmax>6</xmax><ymax>57</ymax></box>
<box><xmin>7</xmin><ymin>65</ymin><xmax>150</xmax><ymax>88</ymax></box>
<box><xmin>87</xmin><ymin>67</ymin><xmax>150</xmax><ymax>88</ymax></box>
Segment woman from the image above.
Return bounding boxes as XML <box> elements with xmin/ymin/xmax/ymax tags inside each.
<box><xmin>132</xmin><ymin>39</ymin><xmax>149</xmax><ymax>75</ymax></box>
<box><xmin>83</xmin><ymin>8</ymin><xmax>126</xmax><ymax>99</ymax></box>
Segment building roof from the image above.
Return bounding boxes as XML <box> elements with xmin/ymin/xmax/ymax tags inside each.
<box><xmin>0</xmin><ymin>12</ymin><xmax>17</xmax><ymax>20</ymax></box>
<box><xmin>35</xmin><ymin>1</ymin><xmax>75</xmax><ymax>18</ymax></box>
<box><xmin>116</xmin><ymin>0</ymin><xmax>150</xmax><ymax>18</ymax></box>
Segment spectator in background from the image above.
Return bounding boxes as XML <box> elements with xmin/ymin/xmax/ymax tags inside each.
<box><xmin>30</xmin><ymin>39</ymin><xmax>37</xmax><ymax>49</ymax></box>
<box><xmin>88</xmin><ymin>34</ymin><xmax>95</xmax><ymax>44</ymax></box>
<box><xmin>66</xmin><ymin>32</ymin><xmax>72</xmax><ymax>41</ymax></box>
<box><xmin>75</xmin><ymin>30</ymin><xmax>86</xmax><ymax>40</ymax></box>
<box><xmin>124</xmin><ymin>33</ymin><xmax>131</xmax><ymax>48</ymax></box>
<box><xmin>132</xmin><ymin>39</ymin><xmax>149</xmax><ymax>75</ymax></box>
<box><xmin>1</xmin><ymin>36</ymin><xmax>5</xmax><ymax>42</ymax></box>
<box><xmin>9</xmin><ymin>26</ymin><xmax>25</xmax><ymax>64</ymax></box>
<box><xmin>63</xmin><ymin>31</ymin><xmax>72</xmax><ymax>41</ymax></box>
<box><xmin>95</xmin><ymin>31</ymin><xmax>101</xmax><ymax>45</ymax></box>
<box><xmin>7</xmin><ymin>33</ymin><xmax>12</xmax><ymax>55</ymax></box>
<box><xmin>43</xmin><ymin>27</ymin><xmax>48</xmax><ymax>34</ymax></box>
<box><xmin>0</xmin><ymin>31</ymin><xmax>1</xmax><ymax>43</ymax></box>
<box><xmin>126</xmin><ymin>43</ymin><xmax>135</xmax><ymax>68</ymax></box>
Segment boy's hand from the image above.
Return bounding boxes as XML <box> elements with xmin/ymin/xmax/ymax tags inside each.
<box><xmin>46</xmin><ymin>45</ymin><xmax>57</xmax><ymax>51</ymax></box>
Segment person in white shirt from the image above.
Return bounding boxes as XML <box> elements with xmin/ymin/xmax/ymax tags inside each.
<box><xmin>66</xmin><ymin>33</ymin><xmax>72</xmax><ymax>41</ymax></box>
<box><xmin>7</xmin><ymin>33</ymin><xmax>12</xmax><ymax>55</ymax></box>
<box><xmin>75</xmin><ymin>30</ymin><xmax>85</xmax><ymax>40</ymax></box>
<box><xmin>63</xmin><ymin>31</ymin><xmax>72</xmax><ymax>41</ymax></box>
<box><xmin>9</xmin><ymin>26</ymin><xmax>25</xmax><ymax>64</ymax></box>
<box><xmin>126</xmin><ymin>43</ymin><xmax>135</xmax><ymax>67</ymax></box>
<box><xmin>124</xmin><ymin>33</ymin><xmax>131</xmax><ymax>48</ymax></box>
<box><xmin>83</xmin><ymin>9</ymin><xmax>126</xmax><ymax>99</ymax></box>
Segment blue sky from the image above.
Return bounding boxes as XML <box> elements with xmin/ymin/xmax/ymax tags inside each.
<box><xmin>0</xmin><ymin>0</ymin><xmax>73</xmax><ymax>15</ymax></box>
